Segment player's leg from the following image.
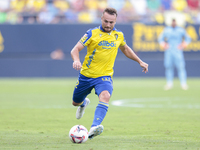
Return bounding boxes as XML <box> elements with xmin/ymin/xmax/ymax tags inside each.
<box><xmin>73</xmin><ymin>97</ymin><xmax>90</xmax><ymax>119</ymax></box>
<box><xmin>88</xmin><ymin>76</ymin><xmax>113</xmax><ymax>139</ymax></box>
<box><xmin>72</xmin><ymin>74</ymin><xmax>93</xmax><ymax>119</ymax></box>
<box><xmin>175</xmin><ymin>52</ymin><xmax>188</xmax><ymax>90</ymax></box>
<box><xmin>91</xmin><ymin>90</ymin><xmax>110</xmax><ymax>127</ymax></box>
<box><xmin>72</xmin><ymin>101</ymin><xmax>83</xmax><ymax>106</ymax></box>
<box><xmin>72</xmin><ymin>98</ymin><xmax>90</xmax><ymax>107</ymax></box>
<box><xmin>164</xmin><ymin>51</ymin><xmax>174</xmax><ymax>90</ymax></box>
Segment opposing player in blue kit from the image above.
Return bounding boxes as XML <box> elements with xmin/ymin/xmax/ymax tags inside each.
<box><xmin>159</xmin><ymin>19</ymin><xmax>191</xmax><ymax>90</ymax></box>
<box><xmin>71</xmin><ymin>8</ymin><xmax>149</xmax><ymax>139</ymax></box>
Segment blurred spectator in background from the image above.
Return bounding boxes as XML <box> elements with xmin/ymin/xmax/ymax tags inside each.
<box><xmin>107</xmin><ymin>0</ymin><xmax>126</xmax><ymax>23</ymax></box>
<box><xmin>0</xmin><ymin>0</ymin><xmax>9</xmax><ymax>24</ymax></box>
<box><xmin>172</xmin><ymin>0</ymin><xmax>188</xmax><ymax>12</ymax></box>
<box><xmin>37</xmin><ymin>6</ymin><xmax>54</xmax><ymax>24</ymax></box>
<box><xmin>0</xmin><ymin>0</ymin><xmax>200</xmax><ymax>24</ymax></box>
<box><xmin>53</xmin><ymin>0</ymin><xmax>68</xmax><ymax>23</ymax></box>
<box><xmin>157</xmin><ymin>0</ymin><xmax>171</xmax><ymax>24</ymax></box>
<box><xmin>20</xmin><ymin>0</ymin><xmax>46</xmax><ymax>24</ymax></box>
<box><xmin>7</xmin><ymin>0</ymin><xmax>25</xmax><ymax>23</ymax></box>
<box><xmin>187</xmin><ymin>0</ymin><xmax>199</xmax><ymax>10</ymax></box>
<box><xmin>147</xmin><ymin>0</ymin><xmax>161</xmax><ymax>12</ymax></box>
<box><xmin>158</xmin><ymin>19</ymin><xmax>191</xmax><ymax>90</ymax></box>
<box><xmin>187</xmin><ymin>0</ymin><xmax>200</xmax><ymax>24</ymax></box>
<box><xmin>70</xmin><ymin>0</ymin><xmax>85</xmax><ymax>12</ymax></box>
<box><xmin>118</xmin><ymin>0</ymin><xmax>136</xmax><ymax>23</ymax></box>
<box><xmin>146</xmin><ymin>0</ymin><xmax>161</xmax><ymax>23</ymax></box>
<box><xmin>196</xmin><ymin>12</ymin><xmax>200</xmax><ymax>24</ymax></box>
<box><xmin>84</xmin><ymin>0</ymin><xmax>98</xmax><ymax>23</ymax></box>
<box><xmin>161</xmin><ymin>0</ymin><xmax>172</xmax><ymax>10</ymax></box>
<box><xmin>97</xmin><ymin>0</ymin><xmax>107</xmax><ymax>13</ymax></box>
<box><xmin>65</xmin><ymin>8</ymin><xmax>78</xmax><ymax>23</ymax></box>
<box><xmin>10</xmin><ymin>0</ymin><xmax>26</xmax><ymax>13</ymax></box>
<box><xmin>78</xmin><ymin>10</ymin><xmax>93</xmax><ymax>23</ymax></box>
<box><xmin>130</xmin><ymin>0</ymin><xmax>147</xmax><ymax>17</ymax></box>
<box><xmin>53</xmin><ymin>0</ymin><xmax>69</xmax><ymax>11</ymax></box>
<box><xmin>29</xmin><ymin>0</ymin><xmax>46</xmax><ymax>12</ymax></box>
<box><xmin>0</xmin><ymin>12</ymin><xmax>7</xmax><ymax>24</ymax></box>
<box><xmin>0</xmin><ymin>0</ymin><xmax>10</xmax><ymax>12</ymax></box>
<box><xmin>6</xmin><ymin>9</ymin><xmax>20</xmax><ymax>24</ymax></box>
<box><xmin>107</xmin><ymin>0</ymin><xmax>125</xmax><ymax>12</ymax></box>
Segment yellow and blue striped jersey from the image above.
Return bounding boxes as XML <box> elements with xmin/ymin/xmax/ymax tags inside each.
<box><xmin>79</xmin><ymin>25</ymin><xmax>126</xmax><ymax>78</ymax></box>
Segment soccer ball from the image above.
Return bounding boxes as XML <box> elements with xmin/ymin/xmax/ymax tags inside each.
<box><xmin>69</xmin><ymin>125</ymin><xmax>88</xmax><ymax>143</ymax></box>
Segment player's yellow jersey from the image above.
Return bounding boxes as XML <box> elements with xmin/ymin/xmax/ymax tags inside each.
<box><xmin>79</xmin><ymin>25</ymin><xmax>126</xmax><ymax>78</ymax></box>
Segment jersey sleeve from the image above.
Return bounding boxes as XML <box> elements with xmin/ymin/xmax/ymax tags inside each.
<box><xmin>79</xmin><ymin>29</ymin><xmax>92</xmax><ymax>47</ymax></box>
<box><xmin>119</xmin><ymin>33</ymin><xmax>126</xmax><ymax>46</ymax></box>
<box><xmin>158</xmin><ymin>28</ymin><xmax>167</xmax><ymax>43</ymax></box>
<box><xmin>182</xmin><ymin>29</ymin><xmax>191</xmax><ymax>44</ymax></box>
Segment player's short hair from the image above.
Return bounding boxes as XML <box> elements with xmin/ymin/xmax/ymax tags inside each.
<box><xmin>103</xmin><ymin>8</ymin><xmax>117</xmax><ymax>17</ymax></box>
<box><xmin>172</xmin><ymin>18</ymin><xmax>176</xmax><ymax>22</ymax></box>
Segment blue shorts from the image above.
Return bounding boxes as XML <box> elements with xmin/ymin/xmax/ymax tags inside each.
<box><xmin>72</xmin><ymin>74</ymin><xmax>113</xmax><ymax>103</ymax></box>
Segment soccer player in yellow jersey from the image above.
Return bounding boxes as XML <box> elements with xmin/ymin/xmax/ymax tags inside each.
<box><xmin>71</xmin><ymin>7</ymin><xmax>148</xmax><ymax>139</ymax></box>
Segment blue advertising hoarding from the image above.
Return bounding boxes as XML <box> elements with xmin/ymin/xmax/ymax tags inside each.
<box><xmin>0</xmin><ymin>24</ymin><xmax>199</xmax><ymax>77</ymax></box>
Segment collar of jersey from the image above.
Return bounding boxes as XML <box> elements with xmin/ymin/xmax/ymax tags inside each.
<box><xmin>99</xmin><ymin>25</ymin><xmax>116</xmax><ymax>32</ymax></box>
<box><xmin>171</xmin><ymin>26</ymin><xmax>178</xmax><ymax>29</ymax></box>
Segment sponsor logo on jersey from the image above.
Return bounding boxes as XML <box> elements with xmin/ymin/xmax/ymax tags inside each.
<box><xmin>98</xmin><ymin>40</ymin><xmax>116</xmax><ymax>49</ymax></box>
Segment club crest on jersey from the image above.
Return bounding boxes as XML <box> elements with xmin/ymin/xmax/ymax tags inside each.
<box><xmin>99</xmin><ymin>34</ymin><xmax>102</xmax><ymax>38</ymax></box>
<box><xmin>114</xmin><ymin>34</ymin><xmax>118</xmax><ymax>40</ymax></box>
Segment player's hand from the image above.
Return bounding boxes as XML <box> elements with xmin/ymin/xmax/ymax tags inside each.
<box><xmin>73</xmin><ymin>61</ymin><xmax>82</xmax><ymax>71</ymax></box>
<box><xmin>178</xmin><ymin>41</ymin><xmax>188</xmax><ymax>50</ymax></box>
<box><xmin>140</xmin><ymin>61</ymin><xmax>148</xmax><ymax>73</ymax></box>
<box><xmin>160</xmin><ymin>42</ymin><xmax>169</xmax><ymax>50</ymax></box>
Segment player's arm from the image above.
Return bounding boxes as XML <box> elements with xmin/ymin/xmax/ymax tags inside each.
<box><xmin>119</xmin><ymin>44</ymin><xmax>148</xmax><ymax>73</ymax></box>
<box><xmin>71</xmin><ymin>42</ymin><xmax>84</xmax><ymax>70</ymax></box>
<box><xmin>183</xmin><ymin>29</ymin><xmax>191</xmax><ymax>45</ymax></box>
<box><xmin>178</xmin><ymin>29</ymin><xmax>191</xmax><ymax>49</ymax></box>
<box><xmin>158</xmin><ymin>28</ymin><xmax>169</xmax><ymax>50</ymax></box>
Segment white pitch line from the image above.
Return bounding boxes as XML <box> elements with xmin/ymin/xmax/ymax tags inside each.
<box><xmin>111</xmin><ymin>97</ymin><xmax>200</xmax><ymax>109</ymax></box>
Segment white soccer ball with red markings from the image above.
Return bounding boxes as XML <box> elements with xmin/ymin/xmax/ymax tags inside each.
<box><xmin>69</xmin><ymin>125</ymin><xmax>88</xmax><ymax>143</ymax></box>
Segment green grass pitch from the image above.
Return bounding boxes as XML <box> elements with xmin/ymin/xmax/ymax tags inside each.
<box><xmin>0</xmin><ymin>78</ymin><xmax>200</xmax><ymax>150</ymax></box>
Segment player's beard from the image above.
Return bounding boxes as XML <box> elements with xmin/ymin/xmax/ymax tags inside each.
<box><xmin>103</xmin><ymin>26</ymin><xmax>113</xmax><ymax>33</ymax></box>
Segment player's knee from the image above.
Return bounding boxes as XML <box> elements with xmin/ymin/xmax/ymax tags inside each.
<box><xmin>72</xmin><ymin>101</ymin><xmax>80</xmax><ymax>106</ymax></box>
<box><xmin>99</xmin><ymin>91</ymin><xmax>110</xmax><ymax>103</ymax></box>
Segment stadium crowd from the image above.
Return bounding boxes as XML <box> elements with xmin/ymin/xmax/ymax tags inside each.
<box><xmin>0</xmin><ymin>0</ymin><xmax>200</xmax><ymax>24</ymax></box>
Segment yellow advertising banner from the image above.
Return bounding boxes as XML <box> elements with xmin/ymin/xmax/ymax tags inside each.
<box><xmin>132</xmin><ymin>23</ymin><xmax>200</xmax><ymax>52</ymax></box>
